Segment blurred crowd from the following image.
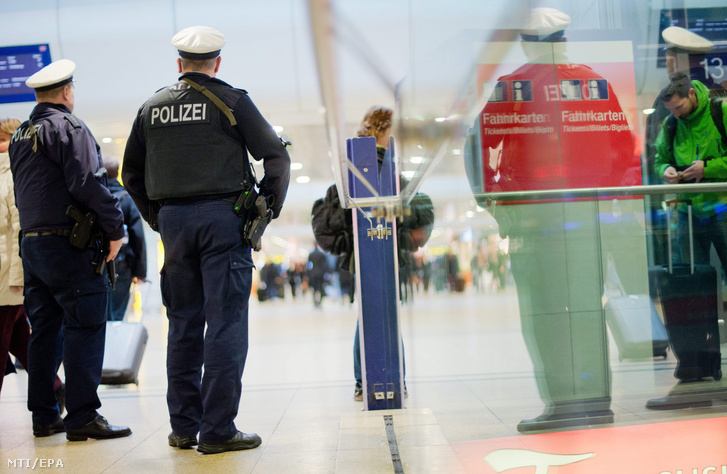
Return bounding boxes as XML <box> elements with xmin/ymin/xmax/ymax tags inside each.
<box><xmin>255</xmin><ymin>237</ymin><xmax>511</xmax><ymax>306</ymax></box>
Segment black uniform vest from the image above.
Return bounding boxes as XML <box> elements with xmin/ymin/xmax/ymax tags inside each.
<box><xmin>142</xmin><ymin>81</ymin><xmax>248</xmax><ymax>200</ymax></box>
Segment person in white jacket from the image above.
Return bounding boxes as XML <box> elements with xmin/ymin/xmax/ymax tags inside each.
<box><xmin>0</xmin><ymin>118</ymin><xmax>63</xmax><ymax>410</ymax></box>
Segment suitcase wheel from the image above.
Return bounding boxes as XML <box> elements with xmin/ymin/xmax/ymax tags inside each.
<box><xmin>714</xmin><ymin>369</ymin><xmax>722</xmax><ymax>382</ymax></box>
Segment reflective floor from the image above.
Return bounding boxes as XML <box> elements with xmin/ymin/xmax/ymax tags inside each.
<box><xmin>2</xmin><ymin>279</ymin><xmax>727</xmax><ymax>473</ymax></box>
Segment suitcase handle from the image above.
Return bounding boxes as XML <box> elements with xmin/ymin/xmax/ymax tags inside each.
<box><xmin>664</xmin><ymin>199</ymin><xmax>694</xmax><ymax>275</ymax></box>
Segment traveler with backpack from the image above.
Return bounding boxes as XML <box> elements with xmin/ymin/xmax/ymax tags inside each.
<box><xmin>654</xmin><ymin>71</ymin><xmax>727</xmax><ymax>266</ymax></box>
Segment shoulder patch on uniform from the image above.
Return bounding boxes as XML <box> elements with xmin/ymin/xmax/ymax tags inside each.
<box><xmin>224</xmin><ymin>88</ymin><xmax>247</xmax><ymax>109</ymax></box>
<box><xmin>64</xmin><ymin>114</ymin><xmax>82</xmax><ymax>129</ymax></box>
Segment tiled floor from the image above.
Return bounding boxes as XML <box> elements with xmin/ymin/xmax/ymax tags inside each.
<box><xmin>2</xmin><ymin>276</ymin><xmax>727</xmax><ymax>472</ymax></box>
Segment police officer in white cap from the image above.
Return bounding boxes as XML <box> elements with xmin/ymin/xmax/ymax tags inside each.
<box><xmin>123</xmin><ymin>26</ymin><xmax>290</xmax><ymax>454</ymax></box>
<box><xmin>519</xmin><ymin>6</ymin><xmax>570</xmax><ymax>43</ymax></box>
<box><xmin>8</xmin><ymin>60</ymin><xmax>130</xmax><ymax>441</ymax></box>
<box><xmin>465</xmin><ymin>7</ymin><xmax>636</xmax><ymax>433</ymax></box>
<box><xmin>662</xmin><ymin>26</ymin><xmax>716</xmax><ymax>80</ymax></box>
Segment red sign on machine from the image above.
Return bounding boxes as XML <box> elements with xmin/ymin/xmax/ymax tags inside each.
<box><xmin>451</xmin><ymin>417</ymin><xmax>727</xmax><ymax>473</ymax></box>
<box><xmin>471</xmin><ymin>41</ymin><xmax>642</xmax><ymax>199</ymax></box>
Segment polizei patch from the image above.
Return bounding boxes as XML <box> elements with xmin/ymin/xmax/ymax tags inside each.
<box><xmin>149</xmin><ymin>101</ymin><xmax>210</xmax><ymax>128</ymax></box>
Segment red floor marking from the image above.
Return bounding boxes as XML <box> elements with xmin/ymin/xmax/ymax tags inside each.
<box><xmin>451</xmin><ymin>417</ymin><xmax>727</xmax><ymax>473</ymax></box>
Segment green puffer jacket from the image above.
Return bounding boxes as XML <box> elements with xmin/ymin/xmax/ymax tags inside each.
<box><xmin>654</xmin><ymin>80</ymin><xmax>727</xmax><ymax>217</ymax></box>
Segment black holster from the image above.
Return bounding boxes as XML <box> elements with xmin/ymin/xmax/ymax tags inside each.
<box><xmin>67</xmin><ymin>205</ymin><xmax>115</xmax><ymax>287</ymax></box>
<box><xmin>66</xmin><ymin>205</ymin><xmax>97</xmax><ymax>249</ymax></box>
<box><xmin>241</xmin><ymin>194</ymin><xmax>274</xmax><ymax>252</ymax></box>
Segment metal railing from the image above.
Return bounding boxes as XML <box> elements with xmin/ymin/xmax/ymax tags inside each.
<box><xmin>476</xmin><ymin>182</ymin><xmax>727</xmax><ymax>202</ymax></box>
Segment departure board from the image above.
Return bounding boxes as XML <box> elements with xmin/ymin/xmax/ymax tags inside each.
<box><xmin>0</xmin><ymin>44</ymin><xmax>52</xmax><ymax>104</ymax></box>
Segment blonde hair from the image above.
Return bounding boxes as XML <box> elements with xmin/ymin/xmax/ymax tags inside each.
<box><xmin>0</xmin><ymin>118</ymin><xmax>21</xmax><ymax>137</ymax></box>
<box><xmin>356</xmin><ymin>106</ymin><xmax>393</xmax><ymax>138</ymax></box>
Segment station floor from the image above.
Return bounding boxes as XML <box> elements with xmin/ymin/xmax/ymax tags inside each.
<box><xmin>2</xmin><ymin>281</ymin><xmax>727</xmax><ymax>473</ymax></box>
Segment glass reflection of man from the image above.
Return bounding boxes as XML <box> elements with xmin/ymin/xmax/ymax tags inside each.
<box><xmin>644</xmin><ymin>27</ymin><xmax>726</xmax><ymax>267</ymax></box>
<box><xmin>465</xmin><ymin>8</ymin><xmax>637</xmax><ymax>432</ymax></box>
<box><xmin>656</xmin><ymin>72</ymin><xmax>727</xmax><ymax>269</ymax></box>
<box><xmin>645</xmin><ymin>71</ymin><xmax>727</xmax><ymax>409</ymax></box>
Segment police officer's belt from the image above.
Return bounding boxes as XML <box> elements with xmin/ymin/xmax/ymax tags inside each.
<box><xmin>158</xmin><ymin>192</ymin><xmax>239</xmax><ymax>207</ymax></box>
<box><xmin>23</xmin><ymin>228</ymin><xmax>72</xmax><ymax>238</ymax></box>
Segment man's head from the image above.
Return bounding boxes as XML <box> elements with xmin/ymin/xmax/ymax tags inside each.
<box><xmin>26</xmin><ymin>59</ymin><xmax>77</xmax><ymax>111</ymax></box>
<box><xmin>172</xmin><ymin>26</ymin><xmax>225</xmax><ymax>76</ymax></box>
<box><xmin>660</xmin><ymin>71</ymin><xmax>698</xmax><ymax>119</ymax></box>
<box><xmin>0</xmin><ymin>118</ymin><xmax>21</xmax><ymax>153</ymax></box>
<box><xmin>104</xmin><ymin>157</ymin><xmax>120</xmax><ymax>179</ymax></box>
<box><xmin>662</xmin><ymin>26</ymin><xmax>713</xmax><ymax>75</ymax></box>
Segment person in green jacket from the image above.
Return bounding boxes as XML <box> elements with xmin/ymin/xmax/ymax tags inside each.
<box><xmin>654</xmin><ymin>71</ymin><xmax>727</xmax><ymax>265</ymax></box>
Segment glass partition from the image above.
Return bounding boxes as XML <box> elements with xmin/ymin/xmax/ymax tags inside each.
<box><xmin>310</xmin><ymin>0</ymin><xmax>727</xmax><ymax>464</ymax></box>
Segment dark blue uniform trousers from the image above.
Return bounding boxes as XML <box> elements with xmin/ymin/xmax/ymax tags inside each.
<box><xmin>158</xmin><ymin>200</ymin><xmax>253</xmax><ymax>444</ymax></box>
<box><xmin>22</xmin><ymin>235</ymin><xmax>107</xmax><ymax>429</ymax></box>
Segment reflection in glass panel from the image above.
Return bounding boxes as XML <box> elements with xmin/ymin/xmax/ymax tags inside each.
<box><xmin>388</xmin><ymin>0</ymin><xmax>727</xmax><ymax>440</ymax></box>
<box><xmin>306</xmin><ymin>2</ymin><xmax>727</xmax><ymax>465</ymax></box>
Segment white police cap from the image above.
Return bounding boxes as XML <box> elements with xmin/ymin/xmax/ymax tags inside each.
<box><xmin>25</xmin><ymin>59</ymin><xmax>75</xmax><ymax>92</ymax></box>
<box><xmin>662</xmin><ymin>26</ymin><xmax>713</xmax><ymax>54</ymax></box>
<box><xmin>172</xmin><ymin>26</ymin><xmax>226</xmax><ymax>60</ymax></box>
<box><xmin>521</xmin><ymin>8</ymin><xmax>571</xmax><ymax>41</ymax></box>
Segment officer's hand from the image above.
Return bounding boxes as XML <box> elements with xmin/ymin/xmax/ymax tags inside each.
<box><xmin>682</xmin><ymin>160</ymin><xmax>705</xmax><ymax>183</ymax></box>
<box><xmin>107</xmin><ymin>239</ymin><xmax>123</xmax><ymax>262</ymax></box>
<box><xmin>663</xmin><ymin>166</ymin><xmax>680</xmax><ymax>184</ymax></box>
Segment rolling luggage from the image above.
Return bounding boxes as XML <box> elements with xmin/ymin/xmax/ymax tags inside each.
<box><xmin>257</xmin><ymin>282</ymin><xmax>268</xmax><ymax>302</ymax></box>
<box><xmin>605</xmin><ymin>294</ymin><xmax>669</xmax><ymax>360</ymax></box>
<box><xmin>451</xmin><ymin>274</ymin><xmax>466</xmax><ymax>292</ymax></box>
<box><xmin>604</xmin><ymin>257</ymin><xmax>669</xmax><ymax>360</ymax></box>
<box><xmin>655</xmin><ymin>201</ymin><xmax>722</xmax><ymax>381</ymax></box>
<box><xmin>101</xmin><ymin>284</ymin><xmax>148</xmax><ymax>384</ymax></box>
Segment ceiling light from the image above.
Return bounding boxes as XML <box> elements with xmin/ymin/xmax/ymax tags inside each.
<box><xmin>291</xmin><ymin>162</ymin><xmax>303</xmax><ymax>170</ymax></box>
<box><xmin>452</xmin><ymin>149</ymin><xmax>461</xmax><ymax>155</ymax></box>
<box><xmin>272</xmin><ymin>125</ymin><xmax>284</xmax><ymax>133</ymax></box>
<box><xmin>409</xmin><ymin>156</ymin><xmax>425</xmax><ymax>164</ymax></box>
<box><xmin>434</xmin><ymin>117</ymin><xmax>447</xmax><ymax>122</ymax></box>
<box><xmin>102</xmin><ymin>137</ymin><xmax>112</xmax><ymax>144</ymax></box>
<box><xmin>296</xmin><ymin>176</ymin><xmax>310</xmax><ymax>184</ymax></box>
<box><xmin>642</xmin><ymin>108</ymin><xmax>655</xmax><ymax>115</ymax></box>
<box><xmin>401</xmin><ymin>171</ymin><xmax>415</xmax><ymax>179</ymax></box>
